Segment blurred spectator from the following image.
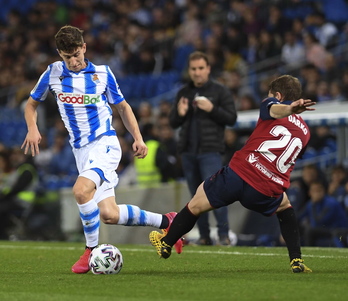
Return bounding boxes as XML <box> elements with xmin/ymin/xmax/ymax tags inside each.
<box><xmin>292</xmin><ymin>18</ymin><xmax>306</xmax><ymax>41</ymax></box>
<box><xmin>307</xmin><ymin>125</ymin><xmax>336</xmax><ymax>153</ymax></box>
<box><xmin>224</xmin><ymin>25</ymin><xmax>246</xmax><ymax>54</ymax></box>
<box><xmin>157</xmin><ymin>99</ymin><xmax>172</xmax><ymax>117</ymax></box>
<box><xmin>242</xmin><ymin>33</ymin><xmax>259</xmax><ymax>65</ymax></box>
<box><xmin>175</xmin><ymin>2</ymin><xmax>201</xmax><ymax>48</ymax></box>
<box><xmin>47</xmin><ymin>132</ymin><xmax>77</xmax><ymax>186</ymax></box>
<box><xmin>329</xmin><ymin>80</ymin><xmax>346</xmax><ymax>102</ymax></box>
<box><xmin>226</xmin><ymin>0</ymin><xmax>245</xmax><ymax>28</ymax></box>
<box><xmin>257</xmin><ymin>29</ymin><xmax>282</xmax><ymax>64</ymax></box>
<box><xmin>265</xmin><ymin>4</ymin><xmax>292</xmax><ymax>37</ymax></box>
<box><xmin>242</xmin><ymin>7</ymin><xmax>263</xmax><ymax>36</ymax></box>
<box><xmin>257</xmin><ymin>74</ymin><xmax>280</xmax><ymax>101</ymax></box>
<box><xmin>299</xmin><ymin>63</ymin><xmax>321</xmax><ymax>101</ymax></box>
<box><xmin>237</xmin><ymin>93</ymin><xmax>259</xmax><ymax>111</ymax></box>
<box><xmin>137</xmin><ymin>101</ymin><xmax>156</xmax><ymax>134</ymax></box>
<box><xmin>46</xmin><ymin>117</ymin><xmax>69</xmax><ymax>146</ymax></box>
<box><xmin>137</xmin><ymin>45</ymin><xmax>156</xmax><ymax>74</ymax></box>
<box><xmin>216</xmin><ymin>70</ymin><xmax>252</xmax><ymax>102</ymax></box>
<box><xmin>223</xmin><ymin>128</ymin><xmax>243</xmax><ymax>165</ymax></box>
<box><xmin>156</xmin><ymin>112</ymin><xmax>171</xmax><ymax>128</ymax></box>
<box><xmin>302</xmin><ymin>32</ymin><xmax>332</xmax><ymax>72</ymax></box>
<box><xmin>289</xmin><ymin>164</ymin><xmax>324</xmax><ymax>215</ymax></box>
<box><xmin>0</xmin><ymin>149</ymin><xmax>11</xmax><ymax>185</ymax></box>
<box><xmin>323</xmin><ymin>53</ymin><xmax>342</xmax><ymax>82</ymax></box>
<box><xmin>133</xmin><ymin>123</ymin><xmax>161</xmax><ymax>187</ymax></box>
<box><xmin>116</xmin><ymin>136</ymin><xmax>133</xmax><ymax>181</ymax></box>
<box><xmin>204</xmin><ymin>35</ymin><xmax>225</xmax><ymax>78</ymax></box>
<box><xmin>33</xmin><ymin>133</ymin><xmax>54</xmax><ymax>177</ymax></box>
<box><xmin>305</xmin><ymin>12</ymin><xmax>338</xmax><ymax>49</ymax></box>
<box><xmin>155</xmin><ymin>123</ymin><xmax>183</xmax><ymax>183</ymax></box>
<box><xmin>327</xmin><ymin>165</ymin><xmax>347</xmax><ymax>203</ymax></box>
<box><xmin>128</xmin><ymin>0</ymin><xmax>152</xmax><ymax>27</ymax></box>
<box><xmin>0</xmin><ymin>147</ymin><xmax>38</xmax><ymax>239</ymax></box>
<box><xmin>201</xmin><ymin>1</ymin><xmax>225</xmax><ymax>25</ymax></box>
<box><xmin>298</xmin><ymin>181</ymin><xmax>348</xmax><ymax>247</ymax></box>
<box><xmin>222</xmin><ymin>48</ymin><xmax>247</xmax><ymax>76</ymax></box>
<box><xmin>316</xmin><ymin>80</ymin><xmax>331</xmax><ymax>103</ymax></box>
<box><xmin>281</xmin><ymin>31</ymin><xmax>306</xmax><ymax>69</ymax></box>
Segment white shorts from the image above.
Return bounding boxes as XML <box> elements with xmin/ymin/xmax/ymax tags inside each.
<box><xmin>72</xmin><ymin>135</ymin><xmax>121</xmax><ymax>201</ymax></box>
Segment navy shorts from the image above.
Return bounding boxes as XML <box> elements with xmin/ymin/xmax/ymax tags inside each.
<box><xmin>203</xmin><ymin>166</ymin><xmax>283</xmax><ymax>216</ymax></box>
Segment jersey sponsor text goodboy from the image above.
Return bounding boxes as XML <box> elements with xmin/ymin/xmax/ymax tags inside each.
<box><xmin>58</xmin><ymin>93</ymin><xmax>101</xmax><ymax>105</ymax></box>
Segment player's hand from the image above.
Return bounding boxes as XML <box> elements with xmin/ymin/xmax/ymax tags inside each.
<box><xmin>21</xmin><ymin>130</ymin><xmax>42</xmax><ymax>157</ymax></box>
<box><xmin>132</xmin><ymin>140</ymin><xmax>148</xmax><ymax>159</ymax></box>
<box><xmin>195</xmin><ymin>96</ymin><xmax>213</xmax><ymax>112</ymax></box>
<box><xmin>290</xmin><ymin>98</ymin><xmax>316</xmax><ymax>114</ymax></box>
<box><xmin>178</xmin><ymin>97</ymin><xmax>189</xmax><ymax>116</ymax></box>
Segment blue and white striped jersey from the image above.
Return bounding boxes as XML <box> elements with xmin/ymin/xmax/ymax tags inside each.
<box><xmin>30</xmin><ymin>59</ymin><xmax>124</xmax><ymax>149</ymax></box>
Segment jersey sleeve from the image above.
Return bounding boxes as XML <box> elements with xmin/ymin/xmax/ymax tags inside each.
<box><xmin>105</xmin><ymin>66</ymin><xmax>125</xmax><ymax>105</ymax></box>
<box><xmin>30</xmin><ymin>65</ymin><xmax>51</xmax><ymax>102</ymax></box>
<box><xmin>259</xmin><ymin>97</ymin><xmax>280</xmax><ymax>120</ymax></box>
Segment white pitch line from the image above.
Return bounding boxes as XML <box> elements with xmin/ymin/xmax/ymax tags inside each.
<box><xmin>0</xmin><ymin>244</ymin><xmax>347</xmax><ymax>259</ymax></box>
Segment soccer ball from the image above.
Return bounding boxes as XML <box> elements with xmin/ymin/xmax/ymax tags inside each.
<box><xmin>88</xmin><ymin>244</ymin><xmax>123</xmax><ymax>275</ymax></box>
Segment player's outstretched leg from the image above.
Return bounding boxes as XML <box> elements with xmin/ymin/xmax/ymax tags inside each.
<box><xmin>290</xmin><ymin>258</ymin><xmax>312</xmax><ymax>273</ymax></box>
<box><xmin>149</xmin><ymin>230</ymin><xmax>172</xmax><ymax>259</ymax></box>
<box><xmin>71</xmin><ymin>247</ymin><xmax>94</xmax><ymax>274</ymax></box>
<box><xmin>164</xmin><ymin>212</ymin><xmax>184</xmax><ymax>254</ymax></box>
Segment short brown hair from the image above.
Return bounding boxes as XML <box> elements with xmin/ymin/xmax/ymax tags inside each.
<box><xmin>269</xmin><ymin>75</ymin><xmax>302</xmax><ymax>101</ymax></box>
<box><xmin>188</xmin><ymin>51</ymin><xmax>210</xmax><ymax>66</ymax></box>
<box><xmin>55</xmin><ymin>25</ymin><xmax>84</xmax><ymax>53</ymax></box>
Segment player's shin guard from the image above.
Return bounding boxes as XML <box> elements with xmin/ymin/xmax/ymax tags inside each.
<box><xmin>277</xmin><ymin>207</ymin><xmax>301</xmax><ymax>261</ymax></box>
<box><xmin>78</xmin><ymin>199</ymin><xmax>100</xmax><ymax>248</ymax></box>
<box><xmin>163</xmin><ymin>205</ymin><xmax>198</xmax><ymax>246</ymax></box>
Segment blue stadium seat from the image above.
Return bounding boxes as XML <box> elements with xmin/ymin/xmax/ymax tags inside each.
<box><xmin>322</xmin><ymin>0</ymin><xmax>348</xmax><ymax>24</ymax></box>
<box><xmin>302</xmin><ymin>147</ymin><xmax>318</xmax><ymax>160</ymax></box>
<box><xmin>172</xmin><ymin>44</ymin><xmax>194</xmax><ymax>73</ymax></box>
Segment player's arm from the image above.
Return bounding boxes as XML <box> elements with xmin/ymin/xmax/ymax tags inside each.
<box><xmin>21</xmin><ymin>97</ymin><xmax>42</xmax><ymax>156</ymax></box>
<box><xmin>115</xmin><ymin>100</ymin><xmax>148</xmax><ymax>159</ymax></box>
<box><xmin>270</xmin><ymin>99</ymin><xmax>316</xmax><ymax>119</ymax></box>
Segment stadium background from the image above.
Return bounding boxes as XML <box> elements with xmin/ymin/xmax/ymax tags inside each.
<box><xmin>1</xmin><ymin>0</ymin><xmax>348</xmax><ymax>246</ymax></box>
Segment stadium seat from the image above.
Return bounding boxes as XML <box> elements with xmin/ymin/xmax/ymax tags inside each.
<box><xmin>172</xmin><ymin>44</ymin><xmax>194</xmax><ymax>73</ymax></box>
<box><xmin>321</xmin><ymin>0</ymin><xmax>348</xmax><ymax>24</ymax></box>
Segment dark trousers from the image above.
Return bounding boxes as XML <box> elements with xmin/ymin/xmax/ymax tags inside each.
<box><xmin>181</xmin><ymin>152</ymin><xmax>229</xmax><ymax>241</ymax></box>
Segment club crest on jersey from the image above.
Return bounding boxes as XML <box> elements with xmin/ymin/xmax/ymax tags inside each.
<box><xmin>57</xmin><ymin>93</ymin><xmax>101</xmax><ymax>105</ymax></box>
<box><xmin>92</xmin><ymin>73</ymin><xmax>100</xmax><ymax>83</ymax></box>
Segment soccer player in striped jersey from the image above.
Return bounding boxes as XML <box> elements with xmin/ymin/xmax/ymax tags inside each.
<box><xmin>150</xmin><ymin>75</ymin><xmax>315</xmax><ymax>273</ymax></box>
<box><xmin>21</xmin><ymin>25</ymin><xmax>182</xmax><ymax>274</ymax></box>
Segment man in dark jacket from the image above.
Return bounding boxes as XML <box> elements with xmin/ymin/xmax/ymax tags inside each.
<box><xmin>169</xmin><ymin>51</ymin><xmax>237</xmax><ymax>245</ymax></box>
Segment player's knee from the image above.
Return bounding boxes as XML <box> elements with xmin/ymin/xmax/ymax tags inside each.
<box><xmin>73</xmin><ymin>182</ymin><xmax>91</xmax><ymax>204</ymax></box>
<box><xmin>100</xmin><ymin>208</ymin><xmax>119</xmax><ymax>224</ymax></box>
<box><xmin>276</xmin><ymin>194</ymin><xmax>291</xmax><ymax>213</ymax></box>
<box><xmin>188</xmin><ymin>195</ymin><xmax>213</xmax><ymax>216</ymax></box>
<box><xmin>187</xmin><ymin>201</ymin><xmax>207</xmax><ymax>216</ymax></box>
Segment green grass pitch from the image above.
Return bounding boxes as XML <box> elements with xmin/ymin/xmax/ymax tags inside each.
<box><xmin>0</xmin><ymin>241</ymin><xmax>347</xmax><ymax>301</ymax></box>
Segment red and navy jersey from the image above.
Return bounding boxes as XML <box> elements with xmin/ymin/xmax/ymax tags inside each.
<box><xmin>230</xmin><ymin>97</ymin><xmax>310</xmax><ymax>197</ymax></box>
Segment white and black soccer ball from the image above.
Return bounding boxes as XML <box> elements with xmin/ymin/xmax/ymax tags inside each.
<box><xmin>89</xmin><ymin>244</ymin><xmax>123</xmax><ymax>275</ymax></box>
